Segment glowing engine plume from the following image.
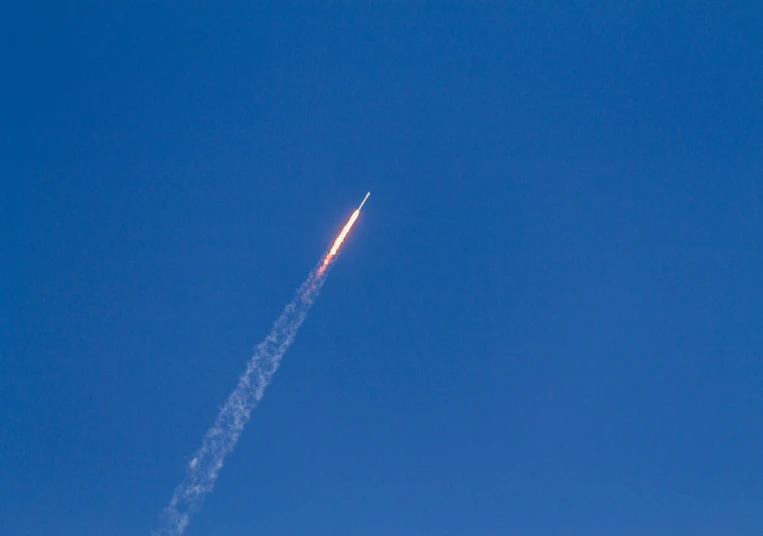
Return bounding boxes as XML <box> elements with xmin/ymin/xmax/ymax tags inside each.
<box><xmin>320</xmin><ymin>192</ymin><xmax>370</xmax><ymax>273</ymax></box>
<box><xmin>153</xmin><ymin>193</ymin><xmax>369</xmax><ymax>535</ymax></box>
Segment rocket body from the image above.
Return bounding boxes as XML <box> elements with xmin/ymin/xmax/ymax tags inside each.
<box><xmin>359</xmin><ymin>192</ymin><xmax>370</xmax><ymax>210</ymax></box>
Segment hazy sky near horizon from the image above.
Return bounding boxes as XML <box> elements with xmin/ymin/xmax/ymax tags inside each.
<box><xmin>1</xmin><ymin>3</ymin><xmax>762</xmax><ymax>535</ymax></box>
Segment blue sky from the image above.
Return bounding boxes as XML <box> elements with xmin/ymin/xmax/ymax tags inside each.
<box><xmin>1</xmin><ymin>3</ymin><xmax>762</xmax><ymax>535</ymax></box>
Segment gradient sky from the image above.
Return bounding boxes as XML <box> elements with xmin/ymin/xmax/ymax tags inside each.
<box><xmin>2</xmin><ymin>3</ymin><xmax>762</xmax><ymax>535</ymax></box>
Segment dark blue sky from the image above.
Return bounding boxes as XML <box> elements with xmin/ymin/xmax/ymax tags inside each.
<box><xmin>2</xmin><ymin>3</ymin><xmax>762</xmax><ymax>535</ymax></box>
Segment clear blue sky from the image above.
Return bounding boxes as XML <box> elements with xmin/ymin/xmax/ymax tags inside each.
<box><xmin>1</xmin><ymin>3</ymin><xmax>762</xmax><ymax>535</ymax></box>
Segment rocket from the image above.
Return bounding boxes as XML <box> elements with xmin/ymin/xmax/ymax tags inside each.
<box><xmin>318</xmin><ymin>191</ymin><xmax>371</xmax><ymax>272</ymax></box>
<box><xmin>359</xmin><ymin>192</ymin><xmax>370</xmax><ymax>210</ymax></box>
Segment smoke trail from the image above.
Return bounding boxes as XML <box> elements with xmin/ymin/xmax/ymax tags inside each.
<box><xmin>153</xmin><ymin>258</ymin><xmax>334</xmax><ymax>535</ymax></box>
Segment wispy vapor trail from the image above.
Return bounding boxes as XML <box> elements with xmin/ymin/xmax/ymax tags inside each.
<box><xmin>153</xmin><ymin>261</ymin><xmax>330</xmax><ymax>535</ymax></box>
<box><xmin>153</xmin><ymin>194</ymin><xmax>369</xmax><ymax>535</ymax></box>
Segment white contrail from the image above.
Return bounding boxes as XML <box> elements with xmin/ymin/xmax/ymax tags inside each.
<box><xmin>154</xmin><ymin>195</ymin><xmax>369</xmax><ymax>535</ymax></box>
<box><xmin>153</xmin><ymin>262</ymin><xmax>328</xmax><ymax>535</ymax></box>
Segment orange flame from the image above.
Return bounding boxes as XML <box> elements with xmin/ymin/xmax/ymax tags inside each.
<box><xmin>319</xmin><ymin>208</ymin><xmax>360</xmax><ymax>274</ymax></box>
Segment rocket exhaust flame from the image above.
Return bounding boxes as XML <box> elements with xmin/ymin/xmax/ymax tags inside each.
<box><xmin>319</xmin><ymin>192</ymin><xmax>370</xmax><ymax>273</ymax></box>
<box><xmin>153</xmin><ymin>193</ymin><xmax>369</xmax><ymax>536</ymax></box>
